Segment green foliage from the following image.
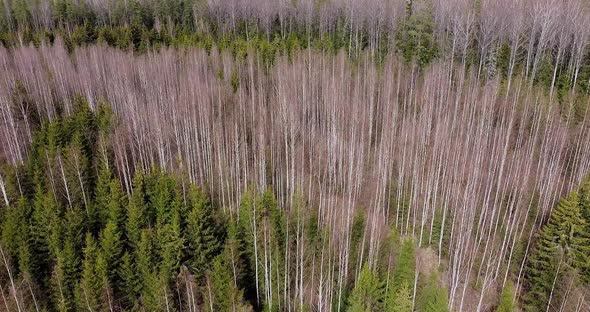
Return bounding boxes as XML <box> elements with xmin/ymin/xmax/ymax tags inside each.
<box><xmin>230</xmin><ymin>68</ymin><xmax>240</xmax><ymax>93</ymax></box>
<box><xmin>523</xmin><ymin>190</ymin><xmax>590</xmax><ymax>311</ymax></box>
<box><xmin>126</xmin><ymin>169</ymin><xmax>147</xmax><ymax>248</ymax></box>
<box><xmin>419</xmin><ymin>271</ymin><xmax>449</xmax><ymax>312</ymax></box>
<box><xmin>393</xmin><ymin>238</ymin><xmax>416</xmax><ymax>290</ymax></box>
<box><xmin>497</xmin><ymin>281</ymin><xmax>517</xmax><ymax>312</ymax></box>
<box><xmin>396</xmin><ymin>7</ymin><xmax>438</xmax><ymax>68</ymax></box>
<box><xmin>347</xmin><ymin>263</ymin><xmax>384</xmax><ymax>312</ymax></box>
<box><xmin>204</xmin><ymin>243</ymin><xmax>250</xmax><ymax>312</ymax></box>
<box><xmin>385</xmin><ymin>282</ymin><xmax>414</xmax><ymax>312</ymax></box>
<box><xmin>185</xmin><ymin>186</ymin><xmax>220</xmax><ymax>278</ymax></box>
<box><xmin>76</xmin><ymin>233</ymin><xmax>103</xmax><ymax>311</ymax></box>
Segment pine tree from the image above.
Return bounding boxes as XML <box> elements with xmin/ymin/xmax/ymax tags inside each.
<box><xmin>347</xmin><ymin>263</ymin><xmax>384</xmax><ymax>312</ymax></box>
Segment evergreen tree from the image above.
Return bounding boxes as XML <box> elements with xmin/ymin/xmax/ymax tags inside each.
<box><xmin>76</xmin><ymin>233</ymin><xmax>103</xmax><ymax>311</ymax></box>
<box><xmin>419</xmin><ymin>271</ymin><xmax>449</xmax><ymax>312</ymax></box>
<box><xmin>385</xmin><ymin>282</ymin><xmax>413</xmax><ymax>312</ymax></box>
<box><xmin>204</xmin><ymin>252</ymin><xmax>234</xmax><ymax>312</ymax></box>
<box><xmin>92</xmin><ymin>161</ymin><xmax>113</xmax><ymax>231</ymax></box>
<box><xmin>1</xmin><ymin>197</ymin><xmax>29</xmax><ymax>269</ymax></box>
<box><xmin>126</xmin><ymin>168</ymin><xmax>147</xmax><ymax>248</ymax></box>
<box><xmin>29</xmin><ymin>186</ymin><xmax>55</xmax><ymax>279</ymax></box>
<box><xmin>99</xmin><ymin>220</ymin><xmax>122</xmax><ymax>283</ymax></box>
<box><xmin>135</xmin><ymin>229</ymin><xmax>164</xmax><ymax>310</ymax></box>
<box><xmin>155</xmin><ymin>216</ymin><xmax>184</xmax><ymax>280</ymax></box>
<box><xmin>63</xmin><ymin>134</ymin><xmax>90</xmax><ymax>212</ymax></box>
<box><xmin>118</xmin><ymin>251</ymin><xmax>138</xmax><ymax>307</ymax></box>
<box><xmin>185</xmin><ymin>186</ymin><xmax>220</xmax><ymax>279</ymax></box>
<box><xmin>236</xmin><ymin>188</ymin><xmax>258</xmax><ymax>305</ymax></box>
<box><xmin>523</xmin><ymin>191</ymin><xmax>590</xmax><ymax>311</ymax></box>
<box><xmin>497</xmin><ymin>281</ymin><xmax>516</xmax><ymax>312</ymax></box>
<box><xmin>392</xmin><ymin>238</ymin><xmax>415</xmax><ymax>291</ymax></box>
<box><xmin>347</xmin><ymin>263</ymin><xmax>384</xmax><ymax>312</ymax></box>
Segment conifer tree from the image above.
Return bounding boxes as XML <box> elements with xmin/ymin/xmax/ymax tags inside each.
<box><xmin>118</xmin><ymin>251</ymin><xmax>138</xmax><ymax>307</ymax></box>
<box><xmin>92</xmin><ymin>161</ymin><xmax>113</xmax><ymax>231</ymax></box>
<box><xmin>95</xmin><ymin>250</ymin><xmax>114</xmax><ymax>311</ymax></box>
<box><xmin>392</xmin><ymin>238</ymin><xmax>415</xmax><ymax>291</ymax></box>
<box><xmin>348</xmin><ymin>263</ymin><xmax>384</xmax><ymax>312</ymax></box>
<box><xmin>135</xmin><ymin>229</ymin><xmax>164</xmax><ymax>310</ymax></box>
<box><xmin>76</xmin><ymin>233</ymin><xmax>102</xmax><ymax>311</ymax></box>
<box><xmin>106</xmin><ymin>178</ymin><xmax>125</xmax><ymax>228</ymax></box>
<box><xmin>385</xmin><ymin>283</ymin><xmax>413</xmax><ymax>312</ymax></box>
<box><xmin>156</xmin><ymin>217</ymin><xmax>184</xmax><ymax>280</ymax></box>
<box><xmin>30</xmin><ymin>186</ymin><xmax>55</xmax><ymax>279</ymax></box>
<box><xmin>419</xmin><ymin>271</ymin><xmax>449</xmax><ymax>312</ymax></box>
<box><xmin>99</xmin><ymin>220</ymin><xmax>122</xmax><ymax>283</ymax></box>
<box><xmin>236</xmin><ymin>188</ymin><xmax>258</xmax><ymax>305</ymax></box>
<box><xmin>185</xmin><ymin>186</ymin><xmax>220</xmax><ymax>279</ymax></box>
<box><xmin>523</xmin><ymin>191</ymin><xmax>590</xmax><ymax>311</ymax></box>
<box><xmin>1</xmin><ymin>197</ymin><xmax>29</xmax><ymax>269</ymax></box>
<box><xmin>126</xmin><ymin>169</ymin><xmax>147</xmax><ymax>249</ymax></box>
<box><xmin>497</xmin><ymin>281</ymin><xmax>517</xmax><ymax>312</ymax></box>
<box><xmin>63</xmin><ymin>134</ymin><xmax>90</xmax><ymax>212</ymax></box>
<box><xmin>204</xmin><ymin>253</ymin><xmax>234</xmax><ymax>312</ymax></box>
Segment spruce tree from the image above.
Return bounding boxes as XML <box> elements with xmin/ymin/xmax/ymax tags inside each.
<box><xmin>185</xmin><ymin>186</ymin><xmax>220</xmax><ymax>279</ymax></box>
<box><xmin>118</xmin><ymin>251</ymin><xmax>138</xmax><ymax>307</ymax></box>
<box><xmin>385</xmin><ymin>282</ymin><xmax>413</xmax><ymax>312</ymax></box>
<box><xmin>205</xmin><ymin>253</ymin><xmax>233</xmax><ymax>312</ymax></box>
<box><xmin>1</xmin><ymin>197</ymin><xmax>29</xmax><ymax>269</ymax></box>
<box><xmin>236</xmin><ymin>188</ymin><xmax>258</xmax><ymax>305</ymax></box>
<box><xmin>135</xmin><ymin>229</ymin><xmax>164</xmax><ymax>310</ymax></box>
<box><xmin>63</xmin><ymin>134</ymin><xmax>90</xmax><ymax>212</ymax></box>
<box><xmin>76</xmin><ymin>233</ymin><xmax>102</xmax><ymax>311</ymax></box>
<box><xmin>99</xmin><ymin>220</ymin><xmax>122</xmax><ymax>283</ymax></box>
<box><xmin>126</xmin><ymin>169</ymin><xmax>147</xmax><ymax>249</ymax></box>
<box><xmin>419</xmin><ymin>271</ymin><xmax>449</xmax><ymax>312</ymax></box>
<box><xmin>523</xmin><ymin>191</ymin><xmax>590</xmax><ymax>311</ymax></box>
<box><xmin>347</xmin><ymin>263</ymin><xmax>384</xmax><ymax>312</ymax></box>
<box><xmin>392</xmin><ymin>238</ymin><xmax>415</xmax><ymax>291</ymax></box>
<box><xmin>29</xmin><ymin>186</ymin><xmax>55</xmax><ymax>280</ymax></box>
<box><xmin>497</xmin><ymin>281</ymin><xmax>516</xmax><ymax>312</ymax></box>
<box><xmin>92</xmin><ymin>161</ymin><xmax>113</xmax><ymax>231</ymax></box>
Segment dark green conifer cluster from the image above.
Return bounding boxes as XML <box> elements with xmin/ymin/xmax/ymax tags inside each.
<box><xmin>523</xmin><ymin>180</ymin><xmax>590</xmax><ymax>311</ymax></box>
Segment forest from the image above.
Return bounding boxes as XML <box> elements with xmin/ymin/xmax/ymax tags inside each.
<box><xmin>1</xmin><ymin>0</ymin><xmax>590</xmax><ymax>311</ymax></box>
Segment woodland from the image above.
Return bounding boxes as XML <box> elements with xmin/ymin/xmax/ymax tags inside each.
<box><xmin>1</xmin><ymin>0</ymin><xmax>590</xmax><ymax>311</ymax></box>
